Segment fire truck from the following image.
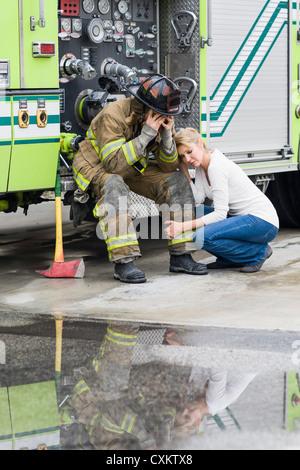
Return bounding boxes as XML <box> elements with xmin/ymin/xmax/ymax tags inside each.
<box><xmin>0</xmin><ymin>0</ymin><xmax>300</xmax><ymax>227</ymax></box>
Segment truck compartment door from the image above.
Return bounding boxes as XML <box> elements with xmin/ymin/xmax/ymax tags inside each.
<box><xmin>9</xmin><ymin>381</ymin><xmax>60</xmax><ymax>450</ymax></box>
<box><xmin>7</xmin><ymin>93</ymin><xmax>60</xmax><ymax>192</ymax></box>
<box><xmin>205</xmin><ymin>0</ymin><xmax>289</xmax><ymax>159</ymax></box>
<box><xmin>0</xmin><ymin>0</ymin><xmax>20</xmax><ymax>89</ymax></box>
<box><xmin>21</xmin><ymin>0</ymin><xmax>59</xmax><ymax>89</ymax></box>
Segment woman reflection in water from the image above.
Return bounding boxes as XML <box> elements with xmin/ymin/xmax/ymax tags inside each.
<box><xmin>164</xmin><ymin>128</ymin><xmax>279</xmax><ymax>273</ymax></box>
<box><xmin>68</xmin><ymin>324</ymin><xmax>256</xmax><ymax>450</ymax></box>
<box><xmin>174</xmin><ymin>370</ymin><xmax>256</xmax><ymax>439</ymax></box>
<box><xmin>90</xmin><ymin>365</ymin><xmax>256</xmax><ymax>449</ymax></box>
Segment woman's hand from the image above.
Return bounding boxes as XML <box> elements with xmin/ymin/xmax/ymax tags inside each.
<box><xmin>164</xmin><ymin>220</ymin><xmax>184</xmax><ymax>240</ymax></box>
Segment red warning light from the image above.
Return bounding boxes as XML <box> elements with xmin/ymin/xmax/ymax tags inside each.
<box><xmin>32</xmin><ymin>42</ymin><xmax>56</xmax><ymax>58</ymax></box>
<box><xmin>40</xmin><ymin>44</ymin><xmax>55</xmax><ymax>55</ymax></box>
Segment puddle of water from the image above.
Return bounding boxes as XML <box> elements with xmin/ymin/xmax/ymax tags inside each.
<box><xmin>0</xmin><ymin>314</ymin><xmax>299</xmax><ymax>452</ymax></box>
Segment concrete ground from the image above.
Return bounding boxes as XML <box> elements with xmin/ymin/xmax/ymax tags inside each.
<box><xmin>0</xmin><ymin>201</ymin><xmax>300</xmax><ymax>332</ymax></box>
<box><xmin>1</xmin><ymin>202</ymin><xmax>300</xmax><ymax>451</ymax></box>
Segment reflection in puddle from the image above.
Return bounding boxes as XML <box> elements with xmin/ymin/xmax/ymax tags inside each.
<box><xmin>0</xmin><ymin>316</ymin><xmax>299</xmax><ymax>451</ymax></box>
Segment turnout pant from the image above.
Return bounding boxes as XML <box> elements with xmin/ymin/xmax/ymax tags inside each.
<box><xmin>87</xmin><ymin>161</ymin><xmax>196</xmax><ymax>263</ymax></box>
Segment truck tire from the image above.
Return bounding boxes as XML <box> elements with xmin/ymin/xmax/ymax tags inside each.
<box><xmin>266</xmin><ymin>171</ymin><xmax>300</xmax><ymax>228</ymax></box>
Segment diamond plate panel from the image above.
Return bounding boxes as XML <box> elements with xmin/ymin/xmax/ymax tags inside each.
<box><xmin>159</xmin><ymin>0</ymin><xmax>200</xmax><ymax>131</ymax></box>
<box><xmin>129</xmin><ymin>191</ymin><xmax>159</xmax><ymax>219</ymax></box>
<box><xmin>130</xmin><ymin>0</ymin><xmax>201</xmax><ymax>219</ymax></box>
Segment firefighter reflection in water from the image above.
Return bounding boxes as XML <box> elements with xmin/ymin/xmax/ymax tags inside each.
<box><xmin>72</xmin><ymin>75</ymin><xmax>207</xmax><ymax>283</ymax></box>
<box><xmin>64</xmin><ymin>324</ymin><xmax>208</xmax><ymax>450</ymax></box>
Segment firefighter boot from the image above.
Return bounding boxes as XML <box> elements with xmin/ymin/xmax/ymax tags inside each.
<box><xmin>114</xmin><ymin>261</ymin><xmax>146</xmax><ymax>284</ymax></box>
<box><xmin>170</xmin><ymin>254</ymin><xmax>208</xmax><ymax>275</ymax></box>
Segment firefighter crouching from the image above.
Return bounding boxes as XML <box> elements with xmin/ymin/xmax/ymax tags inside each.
<box><xmin>69</xmin><ymin>324</ymin><xmax>203</xmax><ymax>450</ymax></box>
<box><xmin>72</xmin><ymin>74</ymin><xmax>207</xmax><ymax>283</ymax></box>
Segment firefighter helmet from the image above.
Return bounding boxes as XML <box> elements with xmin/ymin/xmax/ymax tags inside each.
<box><xmin>125</xmin><ymin>75</ymin><xmax>183</xmax><ymax>116</ymax></box>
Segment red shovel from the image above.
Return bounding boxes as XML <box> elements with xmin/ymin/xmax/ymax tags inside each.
<box><xmin>38</xmin><ymin>157</ymin><xmax>85</xmax><ymax>279</ymax></box>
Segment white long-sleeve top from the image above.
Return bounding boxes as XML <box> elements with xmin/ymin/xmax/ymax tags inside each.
<box><xmin>190</xmin><ymin>149</ymin><xmax>279</xmax><ymax>228</ymax></box>
<box><xmin>205</xmin><ymin>370</ymin><xmax>256</xmax><ymax>416</ymax></box>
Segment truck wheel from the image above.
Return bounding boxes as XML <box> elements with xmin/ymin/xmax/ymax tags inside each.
<box><xmin>266</xmin><ymin>171</ymin><xmax>300</xmax><ymax>228</ymax></box>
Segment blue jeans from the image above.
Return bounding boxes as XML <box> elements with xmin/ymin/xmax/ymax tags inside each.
<box><xmin>193</xmin><ymin>205</ymin><xmax>278</xmax><ymax>266</ymax></box>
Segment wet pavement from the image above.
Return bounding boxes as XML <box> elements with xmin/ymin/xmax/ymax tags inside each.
<box><xmin>0</xmin><ymin>313</ymin><xmax>300</xmax><ymax>450</ymax></box>
<box><xmin>1</xmin><ymin>203</ymin><xmax>300</xmax><ymax>331</ymax></box>
<box><xmin>0</xmin><ymin>203</ymin><xmax>300</xmax><ymax>451</ymax></box>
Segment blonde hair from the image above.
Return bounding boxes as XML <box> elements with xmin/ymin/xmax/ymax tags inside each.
<box><xmin>174</xmin><ymin>128</ymin><xmax>210</xmax><ymax>154</ymax></box>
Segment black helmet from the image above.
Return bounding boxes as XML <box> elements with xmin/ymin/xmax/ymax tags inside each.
<box><xmin>125</xmin><ymin>74</ymin><xmax>183</xmax><ymax>116</ymax></box>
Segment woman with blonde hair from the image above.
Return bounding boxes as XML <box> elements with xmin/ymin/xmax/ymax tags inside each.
<box><xmin>164</xmin><ymin>128</ymin><xmax>279</xmax><ymax>272</ymax></box>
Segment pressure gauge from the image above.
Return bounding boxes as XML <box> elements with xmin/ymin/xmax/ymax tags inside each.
<box><xmin>98</xmin><ymin>0</ymin><xmax>110</xmax><ymax>15</ymax></box>
<box><xmin>126</xmin><ymin>36</ymin><xmax>135</xmax><ymax>49</ymax></box>
<box><xmin>115</xmin><ymin>20</ymin><xmax>124</xmax><ymax>34</ymax></box>
<box><xmin>61</xmin><ymin>18</ymin><xmax>71</xmax><ymax>32</ymax></box>
<box><xmin>72</xmin><ymin>19</ymin><xmax>82</xmax><ymax>33</ymax></box>
<box><xmin>86</xmin><ymin>18</ymin><xmax>106</xmax><ymax>43</ymax></box>
<box><xmin>82</xmin><ymin>0</ymin><xmax>95</xmax><ymax>14</ymax></box>
<box><xmin>104</xmin><ymin>20</ymin><xmax>113</xmax><ymax>31</ymax></box>
<box><xmin>118</xmin><ymin>0</ymin><xmax>128</xmax><ymax>14</ymax></box>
